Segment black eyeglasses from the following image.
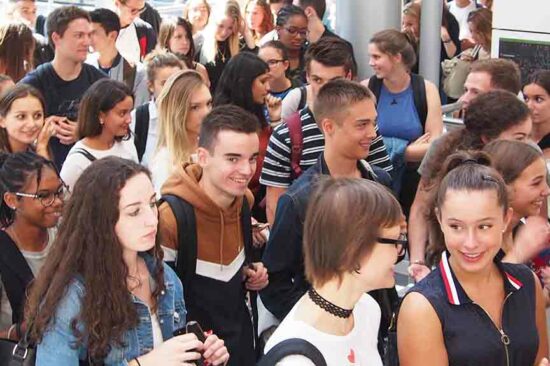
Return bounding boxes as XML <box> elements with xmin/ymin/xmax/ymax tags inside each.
<box><xmin>266</xmin><ymin>59</ymin><xmax>285</xmax><ymax>67</ymax></box>
<box><xmin>284</xmin><ymin>27</ymin><xmax>308</xmax><ymax>37</ymax></box>
<box><xmin>377</xmin><ymin>233</ymin><xmax>408</xmax><ymax>263</ymax></box>
<box><xmin>14</xmin><ymin>184</ymin><xmax>68</xmax><ymax>208</ymax></box>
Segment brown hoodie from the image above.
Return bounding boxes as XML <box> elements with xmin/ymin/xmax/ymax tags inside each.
<box><xmin>158</xmin><ymin>163</ymin><xmax>254</xmax><ymax>266</ymax></box>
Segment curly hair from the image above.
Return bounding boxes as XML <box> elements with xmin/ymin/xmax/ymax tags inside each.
<box><xmin>26</xmin><ymin>157</ymin><xmax>165</xmax><ymax>360</ymax></box>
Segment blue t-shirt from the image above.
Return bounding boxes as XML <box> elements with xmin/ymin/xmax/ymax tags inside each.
<box><xmin>377</xmin><ymin>84</ymin><xmax>423</xmax><ymax>142</ymax></box>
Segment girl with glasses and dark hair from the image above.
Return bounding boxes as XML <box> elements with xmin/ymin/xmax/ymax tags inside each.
<box><xmin>0</xmin><ymin>84</ymin><xmax>55</xmax><ymax>160</ymax></box>
<box><xmin>398</xmin><ymin>152</ymin><xmax>549</xmax><ymax>366</ymax></box>
<box><xmin>258</xmin><ymin>41</ymin><xmax>294</xmax><ymax>100</ymax></box>
<box><xmin>264</xmin><ymin>177</ymin><xmax>405</xmax><ymax>365</ymax></box>
<box><xmin>0</xmin><ymin>151</ymin><xmax>64</xmax><ymax>341</ymax></box>
<box><xmin>26</xmin><ymin>157</ymin><xmax>229</xmax><ymax>365</ymax></box>
<box><xmin>157</xmin><ymin>17</ymin><xmax>210</xmax><ymax>87</ymax></box>
<box><xmin>60</xmin><ymin>79</ymin><xmax>138</xmax><ymax>191</ymax></box>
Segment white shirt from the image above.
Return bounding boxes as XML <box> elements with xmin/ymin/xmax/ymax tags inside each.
<box><xmin>448</xmin><ymin>0</ymin><xmax>478</xmax><ymax>40</ymax></box>
<box><xmin>116</xmin><ymin>22</ymin><xmax>141</xmax><ymax>65</ymax></box>
<box><xmin>60</xmin><ymin>139</ymin><xmax>138</xmax><ymax>191</ymax></box>
<box><xmin>264</xmin><ymin>293</ymin><xmax>383</xmax><ymax>366</ymax></box>
<box><xmin>130</xmin><ymin>101</ymin><xmax>158</xmax><ymax>167</ymax></box>
<box><xmin>148</xmin><ymin>147</ymin><xmax>197</xmax><ymax>197</ymax></box>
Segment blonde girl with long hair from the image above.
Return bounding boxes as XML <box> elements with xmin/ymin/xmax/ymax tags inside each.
<box><xmin>196</xmin><ymin>0</ymin><xmax>256</xmax><ymax>92</ymax></box>
<box><xmin>149</xmin><ymin>70</ymin><xmax>212</xmax><ymax>194</ymax></box>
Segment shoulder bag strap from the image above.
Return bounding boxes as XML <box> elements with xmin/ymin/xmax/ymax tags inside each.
<box><xmin>258</xmin><ymin>338</ymin><xmax>327</xmax><ymax>366</ymax></box>
<box><xmin>286</xmin><ymin>112</ymin><xmax>304</xmax><ymax>180</ymax></box>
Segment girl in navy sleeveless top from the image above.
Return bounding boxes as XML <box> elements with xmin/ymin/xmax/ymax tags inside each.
<box><xmin>398</xmin><ymin>151</ymin><xmax>548</xmax><ymax>366</ymax></box>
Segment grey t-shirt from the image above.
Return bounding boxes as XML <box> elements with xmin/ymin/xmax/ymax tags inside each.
<box><xmin>418</xmin><ymin>134</ymin><xmax>446</xmax><ymax>178</ymax></box>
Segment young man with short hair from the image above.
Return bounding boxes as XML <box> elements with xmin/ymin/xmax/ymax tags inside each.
<box><xmin>261</xmin><ymin>36</ymin><xmax>392</xmax><ymax>224</ymax></box>
<box><xmin>113</xmin><ymin>0</ymin><xmax>156</xmax><ymax>65</ymax></box>
<box><xmin>20</xmin><ymin>6</ymin><xmax>106</xmax><ymax>168</ymax></box>
<box><xmin>158</xmin><ymin>105</ymin><xmax>268</xmax><ymax>366</ymax></box>
<box><xmin>261</xmin><ymin>79</ymin><xmax>393</xmax><ymax>326</ymax></box>
<box><xmin>88</xmin><ymin>8</ymin><xmax>149</xmax><ymax>107</ymax></box>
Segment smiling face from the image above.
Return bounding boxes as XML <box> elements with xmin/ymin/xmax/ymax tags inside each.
<box><xmin>198</xmin><ymin>130</ymin><xmax>259</xmax><ymax>201</ymax></box>
<box><xmin>115</xmin><ymin>173</ymin><xmax>158</xmax><ymax>254</ymax></box>
<box><xmin>52</xmin><ymin>18</ymin><xmax>92</xmax><ymax>63</ymax></box>
<box><xmin>438</xmin><ymin>189</ymin><xmax>511</xmax><ymax>274</ymax></box>
<box><xmin>12</xmin><ymin>0</ymin><xmax>37</xmax><ymax>27</ymax></box>
<box><xmin>169</xmin><ymin>24</ymin><xmax>191</xmax><ymax>56</ymax></box>
<box><xmin>368</xmin><ymin>43</ymin><xmax>398</xmax><ymax>79</ymax></box>
<box><xmin>509</xmin><ymin>158</ymin><xmax>550</xmax><ymax>218</ymax></box>
<box><xmin>0</xmin><ymin>95</ymin><xmax>44</xmax><ymax>150</ymax></box>
<box><xmin>251</xmin><ymin>72</ymin><xmax>271</xmax><ymax>104</ymax></box>
<box><xmin>323</xmin><ymin>99</ymin><xmax>378</xmax><ymax>161</ymax></box>
<box><xmin>356</xmin><ymin>224</ymin><xmax>400</xmax><ymax>290</ymax></box>
<box><xmin>6</xmin><ymin>167</ymin><xmax>64</xmax><ymax>229</ymax></box>
<box><xmin>215</xmin><ymin>16</ymin><xmax>236</xmax><ymax>42</ymax></box>
<box><xmin>523</xmin><ymin>83</ymin><xmax>550</xmax><ymax>126</ymax></box>
<box><xmin>99</xmin><ymin>96</ymin><xmax>134</xmax><ymax>139</ymax></box>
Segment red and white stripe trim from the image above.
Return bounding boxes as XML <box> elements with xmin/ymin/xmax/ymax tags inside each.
<box><xmin>440</xmin><ymin>252</ymin><xmax>461</xmax><ymax>305</ymax></box>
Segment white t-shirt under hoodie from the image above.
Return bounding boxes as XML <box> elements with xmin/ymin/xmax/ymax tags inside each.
<box><xmin>61</xmin><ymin>139</ymin><xmax>138</xmax><ymax>191</ymax></box>
<box><xmin>264</xmin><ymin>293</ymin><xmax>383</xmax><ymax>366</ymax></box>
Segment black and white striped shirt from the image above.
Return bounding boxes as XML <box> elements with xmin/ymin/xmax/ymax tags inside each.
<box><xmin>260</xmin><ymin>107</ymin><xmax>393</xmax><ymax>188</ymax></box>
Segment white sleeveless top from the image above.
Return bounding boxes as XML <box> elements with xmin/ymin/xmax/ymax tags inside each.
<box><xmin>264</xmin><ymin>293</ymin><xmax>383</xmax><ymax>366</ymax></box>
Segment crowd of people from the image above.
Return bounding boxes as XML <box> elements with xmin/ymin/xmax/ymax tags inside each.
<box><xmin>0</xmin><ymin>0</ymin><xmax>548</xmax><ymax>365</ymax></box>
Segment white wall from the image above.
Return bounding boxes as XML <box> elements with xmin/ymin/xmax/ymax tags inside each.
<box><xmin>493</xmin><ymin>0</ymin><xmax>550</xmax><ymax>34</ymax></box>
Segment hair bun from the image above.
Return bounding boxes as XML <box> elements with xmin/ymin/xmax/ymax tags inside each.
<box><xmin>441</xmin><ymin>150</ymin><xmax>492</xmax><ymax>177</ymax></box>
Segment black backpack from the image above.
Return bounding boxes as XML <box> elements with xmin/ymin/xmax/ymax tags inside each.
<box><xmin>258</xmin><ymin>338</ymin><xmax>327</xmax><ymax>366</ymax></box>
<box><xmin>368</xmin><ymin>73</ymin><xmax>428</xmax><ymax>128</ymax></box>
<box><xmin>133</xmin><ymin>103</ymin><xmax>150</xmax><ymax>163</ymax></box>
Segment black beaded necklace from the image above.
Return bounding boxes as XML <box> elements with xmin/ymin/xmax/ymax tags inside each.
<box><xmin>308</xmin><ymin>287</ymin><xmax>353</xmax><ymax>319</ymax></box>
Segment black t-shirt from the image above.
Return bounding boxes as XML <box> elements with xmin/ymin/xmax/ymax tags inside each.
<box><xmin>539</xmin><ymin>133</ymin><xmax>550</xmax><ymax>151</ymax></box>
<box><xmin>19</xmin><ymin>63</ymin><xmax>106</xmax><ymax>167</ymax></box>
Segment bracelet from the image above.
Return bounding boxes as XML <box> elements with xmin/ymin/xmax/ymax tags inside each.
<box><xmin>410</xmin><ymin>260</ymin><xmax>426</xmax><ymax>266</ymax></box>
<box><xmin>134</xmin><ymin>357</ymin><xmax>142</xmax><ymax>366</ymax></box>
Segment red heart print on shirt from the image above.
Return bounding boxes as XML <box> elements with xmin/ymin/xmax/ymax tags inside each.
<box><xmin>347</xmin><ymin>348</ymin><xmax>356</xmax><ymax>363</ymax></box>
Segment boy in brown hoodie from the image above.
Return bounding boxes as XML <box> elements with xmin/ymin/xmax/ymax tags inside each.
<box><xmin>158</xmin><ymin>105</ymin><xmax>269</xmax><ymax>366</ymax></box>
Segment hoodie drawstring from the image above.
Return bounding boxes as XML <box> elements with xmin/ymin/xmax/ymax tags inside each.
<box><xmin>219</xmin><ymin>210</ymin><xmax>224</xmax><ymax>270</ymax></box>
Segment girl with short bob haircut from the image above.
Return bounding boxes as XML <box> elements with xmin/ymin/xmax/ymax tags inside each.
<box><xmin>523</xmin><ymin>70</ymin><xmax>550</xmax><ymax>157</ymax></box>
<box><xmin>157</xmin><ymin>17</ymin><xmax>210</xmax><ymax>86</ymax></box>
<box><xmin>151</xmin><ymin>70</ymin><xmax>212</xmax><ymax>194</ymax></box>
<box><xmin>0</xmin><ymin>22</ymin><xmax>35</xmax><ymax>82</ymax></box>
<box><xmin>398</xmin><ymin>152</ymin><xmax>549</xmax><ymax>366</ymax></box>
<box><xmin>0</xmin><ymin>84</ymin><xmax>54</xmax><ymax>159</ymax></box>
<box><xmin>0</xmin><ymin>151</ymin><xmax>64</xmax><ymax>339</ymax></box>
<box><xmin>265</xmin><ymin>177</ymin><xmax>404</xmax><ymax>364</ymax></box>
<box><xmin>27</xmin><ymin>157</ymin><xmax>229</xmax><ymax>365</ymax></box>
<box><xmin>466</xmin><ymin>8</ymin><xmax>493</xmax><ymax>60</ymax></box>
<box><xmin>60</xmin><ymin>79</ymin><xmax>138</xmax><ymax>190</ymax></box>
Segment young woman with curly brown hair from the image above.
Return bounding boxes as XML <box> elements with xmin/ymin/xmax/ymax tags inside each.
<box><xmin>26</xmin><ymin>157</ymin><xmax>229</xmax><ymax>365</ymax></box>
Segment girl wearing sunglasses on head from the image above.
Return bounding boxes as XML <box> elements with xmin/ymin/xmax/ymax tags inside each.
<box><xmin>263</xmin><ymin>177</ymin><xmax>406</xmax><ymax>365</ymax></box>
<box><xmin>0</xmin><ymin>151</ymin><xmax>64</xmax><ymax>341</ymax></box>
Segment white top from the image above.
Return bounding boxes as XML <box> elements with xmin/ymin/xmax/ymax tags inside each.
<box><xmin>60</xmin><ymin>139</ymin><xmax>138</xmax><ymax>191</ymax></box>
<box><xmin>448</xmin><ymin>0</ymin><xmax>477</xmax><ymax>40</ymax></box>
<box><xmin>130</xmin><ymin>101</ymin><xmax>158</xmax><ymax>167</ymax></box>
<box><xmin>0</xmin><ymin>228</ymin><xmax>55</xmax><ymax>329</ymax></box>
<box><xmin>264</xmin><ymin>293</ymin><xmax>383</xmax><ymax>366</ymax></box>
<box><xmin>150</xmin><ymin>311</ymin><xmax>164</xmax><ymax>348</ymax></box>
<box><xmin>281</xmin><ymin>87</ymin><xmax>307</xmax><ymax>121</ymax></box>
<box><xmin>116</xmin><ymin>22</ymin><xmax>141</xmax><ymax>65</ymax></box>
<box><xmin>148</xmin><ymin>147</ymin><xmax>197</xmax><ymax>197</ymax></box>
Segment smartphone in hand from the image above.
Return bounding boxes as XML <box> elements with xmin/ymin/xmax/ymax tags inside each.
<box><xmin>173</xmin><ymin>321</ymin><xmax>206</xmax><ymax>366</ymax></box>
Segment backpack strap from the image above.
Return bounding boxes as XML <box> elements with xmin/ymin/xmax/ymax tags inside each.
<box><xmin>367</xmin><ymin>76</ymin><xmax>384</xmax><ymax>103</ymax></box>
<box><xmin>286</xmin><ymin>112</ymin><xmax>304</xmax><ymax>180</ymax></box>
<box><xmin>122</xmin><ymin>58</ymin><xmax>137</xmax><ymax>92</ymax></box>
<box><xmin>71</xmin><ymin>148</ymin><xmax>97</xmax><ymax>162</ymax></box>
<box><xmin>158</xmin><ymin>194</ymin><xmax>197</xmax><ymax>291</ymax></box>
<box><xmin>297</xmin><ymin>85</ymin><xmax>307</xmax><ymax>111</ymax></box>
<box><xmin>134</xmin><ymin>103</ymin><xmax>150</xmax><ymax>162</ymax></box>
<box><xmin>410</xmin><ymin>73</ymin><xmax>428</xmax><ymax>129</ymax></box>
<box><xmin>0</xmin><ymin>231</ymin><xmax>34</xmax><ymax>324</ymax></box>
<box><xmin>259</xmin><ymin>338</ymin><xmax>327</xmax><ymax>366</ymax></box>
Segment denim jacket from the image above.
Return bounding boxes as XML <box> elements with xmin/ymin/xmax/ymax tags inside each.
<box><xmin>36</xmin><ymin>253</ymin><xmax>186</xmax><ymax>365</ymax></box>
